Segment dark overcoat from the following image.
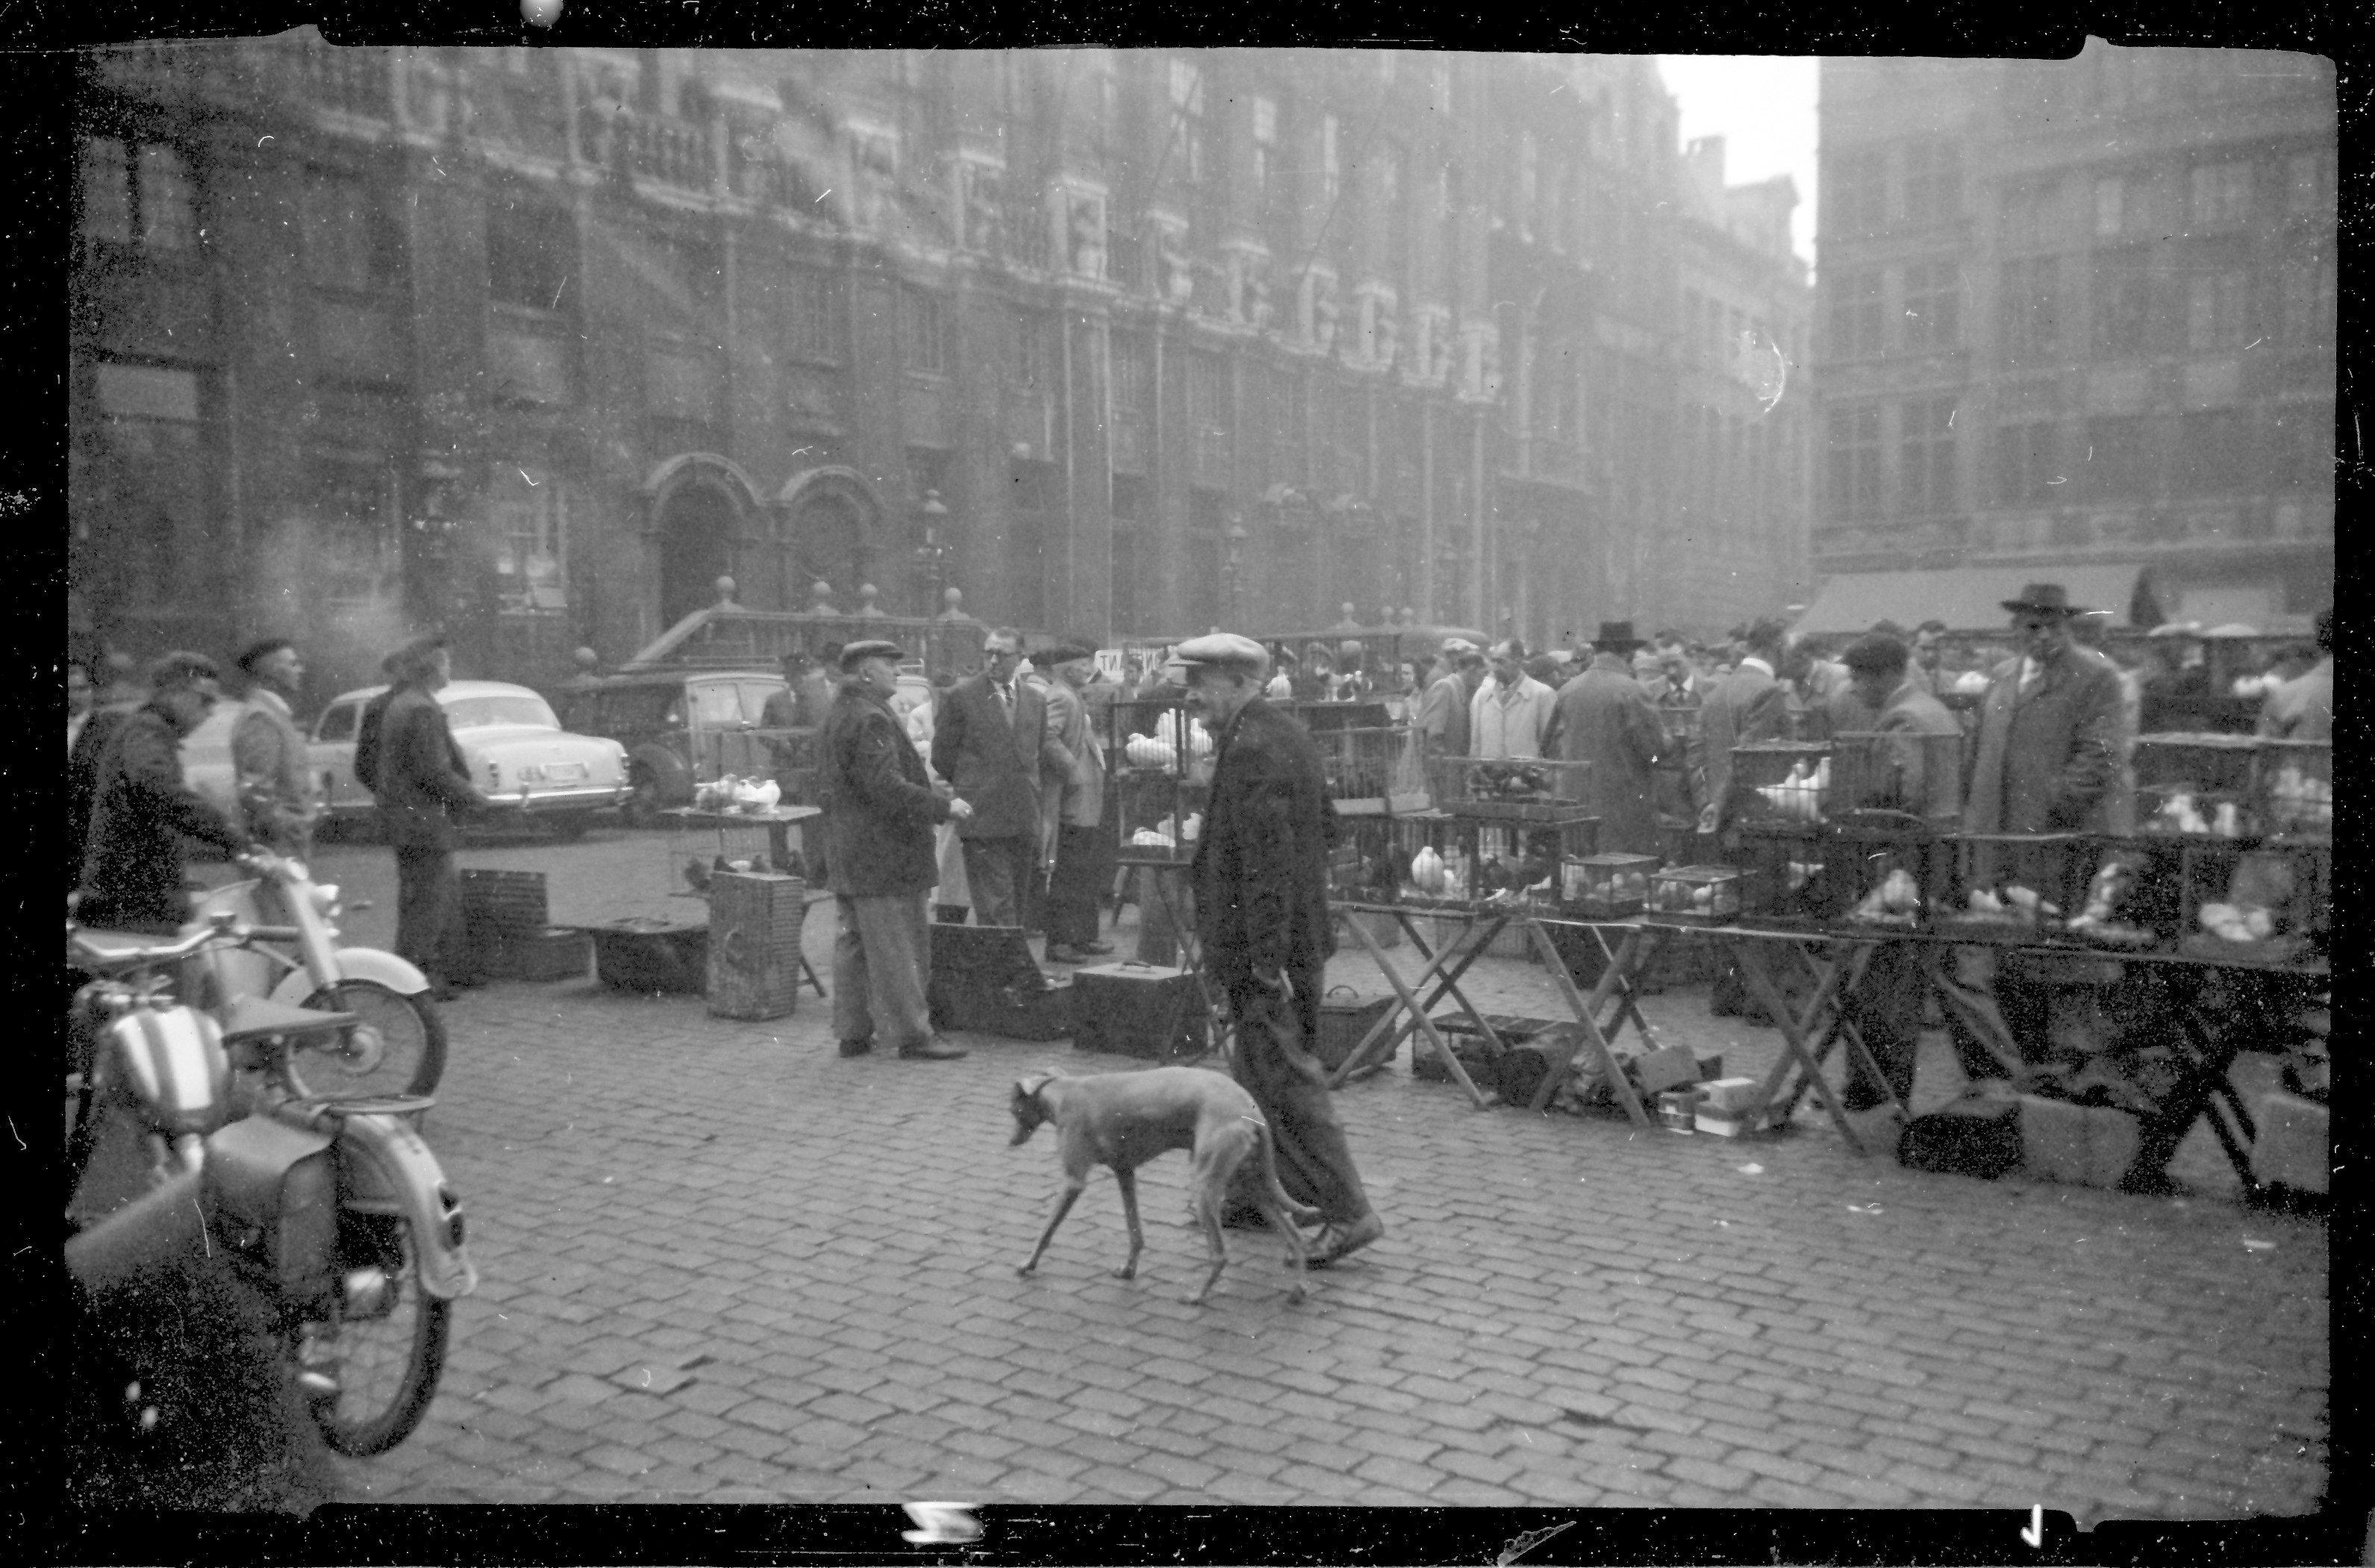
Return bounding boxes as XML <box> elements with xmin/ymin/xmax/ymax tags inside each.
<box><xmin>820</xmin><ymin>684</ymin><xmax>952</xmax><ymax>897</ymax></box>
<box><xmin>1963</xmin><ymin>645</ymin><xmax>2124</xmax><ymax>836</ymax></box>
<box><xmin>1551</xmin><ymin>655</ymin><xmax>1664</xmax><ymax>856</ymax></box>
<box><xmin>1191</xmin><ymin>697</ymin><xmax>1338</xmax><ymax>988</ymax></box>
<box><xmin>1698</xmin><ymin>660</ymin><xmax>1791</xmax><ymax>830</ymax></box>
<box><xmin>376</xmin><ymin>685</ymin><xmax>478</xmax><ymax>850</ymax></box>
<box><xmin>78</xmin><ymin>705</ymin><xmax>246</xmax><ymax>929</ymax></box>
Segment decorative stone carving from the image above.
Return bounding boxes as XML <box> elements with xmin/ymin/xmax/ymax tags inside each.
<box><xmin>1245</xmin><ymin>254</ymin><xmax>1275</xmax><ymax>333</ymax></box>
<box><xmin>1161</xmin><ymin>234</ymin><xmax>1196</xmax><ymax>306</ymax></box>
<box><xmin>849</xmin><ymin>127</ymin><xmax>898</xmax><ymax>231</ymax></box>
<box><xmin>960</xmin><ymin>161</ymin><xmax>1005</xmax><ymax>254</ymax></box>
<box><xmin>1066</xmin><ymin>192</ymin><xmax>1106</xmax><ymax>279</ymax></box>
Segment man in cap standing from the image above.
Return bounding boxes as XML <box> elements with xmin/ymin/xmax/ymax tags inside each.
<box><xmin>932</xmin><ymin>628</ymin><xmax>1073</xmax><ymax>928</ymax></box>
<box><xmin>231</xmin><ymin>637</ymin><xmax>322</xmax><ymax>860</ymax></box>
<box><xmin>1956</xmin><ymin>584</ymin><xmax>2125</xmax><ymax>1077</ymax></box>
<box><xmin>820</xmin><ymin>640</ymin><xmax>973</xmax><ymax>1059</ymax></box>
<box><xmin>1551</xmin><ymin>622</ymin><xmax>1665</xmax><ymax>858</ymax></box>
<box><xmin>377</xmin><ymin>637</ymin><xmax>492</xmax><ymax>999</ymax></box>
<box><xmin>1182</xmin><ymin>633</ymin><xmax>1384</xmax><ymax>1269</ymax></box>
<box><xmin>1036</xmin><ymin>643</ymin><xmax>1113</xmax><ymax>965</ymax></box>
<box><xmin>76</xmin><ymin>652</ymin><xmax>251</xmax><ymax>932</ymax></box>
<box><xmin>1417</xmin><ymin>639</ymin><xmax>1484</xmax><ymax>761</ymax></box>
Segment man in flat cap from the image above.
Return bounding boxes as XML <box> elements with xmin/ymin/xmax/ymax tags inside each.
<box><xmin>76</xmin><ymin>652</ymin><xmax>251</xmax><ymax>932</ymax></box>
<box><xmin>820</xmin><ymin>640</ymin><xmax>973</xmax><ymax>1059</ymax></box>
<box><xmin>1551</xmin><ymin>620</ymin><xmax>1664</xmax><ymax>858</ymax></box>
<box><xmin>1036</xmin><ymin>642</ymin><xmax>1112</xmax><ymax>964</ymax></box>
<box><xmin>377</xmin><ymin>637</ymin><xmax>492</xmax><ymax>999</ymax></box>
<box><xmin>1180</xmin><ymin>632</ymin><xmax>1385</xmax><ymax>1269</ymax></box>
<box><xmin>1417</xmin><ymin>639</ymin><xmax>1484</xmax><ymax>763</ymax></box>
<box><xmin>932</xmin><ymin>628</ymin><xmax>1074</xmax><ymax>930</ymax></box>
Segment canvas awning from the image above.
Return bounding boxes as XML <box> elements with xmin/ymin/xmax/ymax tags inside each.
<box><xmin>1794</xmin><ymin>566</ymin><xmax>2144</xmax><ymax>637</ymax></box>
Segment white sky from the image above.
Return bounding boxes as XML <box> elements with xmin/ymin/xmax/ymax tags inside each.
<box><xmin>1655</xmin><ymin>55</ymin><xmax>1821</xmax><ymax>267</ymax></box>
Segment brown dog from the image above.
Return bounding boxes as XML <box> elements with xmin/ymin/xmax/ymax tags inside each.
<box><xmin>1010</xmin><ymin>1066</ymin><xmax>1320</xmax><ymax>1304</ymax></box>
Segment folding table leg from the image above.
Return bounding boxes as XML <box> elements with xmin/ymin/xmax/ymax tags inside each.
<box><xmin>1331</xmin><ymin>908</ymin><xmax>1494</xmax><ymax>1108</ymax></box>
<box><xmin>1523</xmin><ymin>924</ymin><xmax>1664</xmax><ymax>1112</ymax></box>
<box><xmin>1737</xmin><ymin>938</ymin><xmax>1870</xmax><ymax>1153</ymax></box>
<box><xmin>1361</xmin><ymin>913</ymin><xmax>1509</xmax><ymax>1070</ymax></box>
<box><xmin>1522</xmin><ymin>919</ymin><xmax>1654</xmax><ymax>1125</ymax></box>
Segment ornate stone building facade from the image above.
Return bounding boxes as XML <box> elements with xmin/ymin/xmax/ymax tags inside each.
<box><xmin>69</xmin><ymin>41</ymin><xmax>1812</xmax><ymax>696</ymax></box>
<box><xmin>1811</xmin><ymin>45</ymin><xmax>2336</xmax><ymax>628</ymax></box>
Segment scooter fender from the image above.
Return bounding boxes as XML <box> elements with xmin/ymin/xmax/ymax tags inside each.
<box><xmin>335</xmin><ymin>1111</ymin><xmax>479</xmax><ymax>1300</ymax></box>
<box><xmin>268</xmin><ymin>947</ymin><xmax>433</xmax><ymax>1008</ymax></box>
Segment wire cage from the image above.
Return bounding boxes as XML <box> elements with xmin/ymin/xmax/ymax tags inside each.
<box><xmin>1426</xmin><ymin>756</ymin><xmax>1594</xmax><ymax>823</ymax></box>
<box><xmin>1107</xmin><ymin>697</ymin><xmax>1211</xmax><ymax>866</ymax></box>
<box><xmin>1559</xmin><ymin>852</ymin><xmax>1659</xmax><ymax>919</ymax></box>
<box><xmin>1827</xmin><ymin>730</ymin><xmax>1964</xmax><ymax>825</ymax></box>
<box><xmin>2057</xmin><ymin>837</ymin><xmax>2186</xmax><ymax>953</ymax></box>
<box><xmin>1731</xmin><ymin>822</ymin><xmax>1832</xmax><ymax>925</ymax></box>
<box><xmin>1311</xmin><ymin>724</ymin><xmax>1425</xmax><ymax>816</ymax></box>
<box><xmin>1824</xmin><ymin>819</ymin><xmax>1958</xmax><ymax>931</ymax></box>
<box><xmin>1338</xmin><ymin>810</ymin><xmax>1591</xmax><ymax>908</ymax></box>
<box><xmin>2133</xmin><ymin>732</ymin><xmax>2259</xmax><ymax>837</ymax></box>
<box><xmin>1728</xmin><ymin>740</ymin><xmax>1833</xmax><ymax>827</ymax></box>
<box><xmin>1939</xmin><ymin>832</ymin><xmax>2090</xmax><ymax>936</ymax></box>
<box><xmin>1647</xmin><ymin>863</ymin><xmax>1756</xmax><ymax>922</ymax></box>
<box><xmin>2175</xmin><ymin>838</ymin><xmax>2329</xmax><ymax>959</ymax></box>
<box><xmin>2257</xmin><ymin>739</ymin><xmax>2332</xmax><ymax>840</ymax></box>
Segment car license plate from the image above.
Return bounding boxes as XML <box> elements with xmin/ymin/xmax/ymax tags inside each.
<box><xmin>546</xmin><ymin>762</ymin><xmax>587</xmax><ymax>781</ymax></box>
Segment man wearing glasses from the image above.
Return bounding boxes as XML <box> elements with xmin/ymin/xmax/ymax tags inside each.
<box><xmin>75</xmin><ymin>651</ymin><xmax>251</xmax><ymax>933</ymax></box>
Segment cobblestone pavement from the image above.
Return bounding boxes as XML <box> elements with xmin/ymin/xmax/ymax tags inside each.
<box><xmin>271</xmin><ymin>828</ymin><xmax>2326</xmax><ymax>1517</ymax></box>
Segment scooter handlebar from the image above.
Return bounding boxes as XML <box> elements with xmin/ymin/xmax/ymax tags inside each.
<box><xmin>68</xmin><ymin>913</ymin><xmax>254</xmax><ymax>973</ymax></box>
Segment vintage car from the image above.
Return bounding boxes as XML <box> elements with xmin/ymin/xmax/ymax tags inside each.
<box><xmin>558</xmin><ymin>667</ymin><xmax>803</xmax><ymax>825</ymax></box>
<box><xmin>187</xmin><ymin>680</ymin><xmax>630</xmax><ymax>840</ymax></box>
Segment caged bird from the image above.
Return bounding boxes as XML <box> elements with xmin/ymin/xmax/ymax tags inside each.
<box><xmin>683</xmin><ymin>857</ymin><xmax>714</xmax><ymax>893</ymax></box>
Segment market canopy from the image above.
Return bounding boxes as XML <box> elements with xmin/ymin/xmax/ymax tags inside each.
<box><xmin>1794</xmin><ymin>566</ymin><xmax>2144</xmax><ymax>637</ymax></box>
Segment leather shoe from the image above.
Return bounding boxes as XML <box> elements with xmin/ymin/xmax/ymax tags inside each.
<box><xmin>898</xmin><ymin>1037</ymin><xmax>969</xmax><ymax>1061</ymax></box>
<box><xmin>1306</xmin><ymin>1211</ymin><xmax>1385</xmax><ymax>1268</ymax></box>
<box><xmin>1079</xmin><ymin>939</ymin><xmax>1117</xmax><ymax>956</ymax></box>
<box><xmin>837</xmin><ymin>1038</ymin><xmax>874</xmax><ymax>1058</ymax></box>
<box><xmin>1043</xmin><ymin>945</ymin><xmax>1088</xmax><ymax>964</ymax></box>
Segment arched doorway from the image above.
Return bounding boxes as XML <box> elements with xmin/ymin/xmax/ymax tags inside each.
<box><xmin>794</xmin><ymin>490</ymin><xmax>865</xmax><ymax>601</ymax></box>
<box><xmin>658</xmin><ymin>483</ymin><xmax>735</xmax><ymax>629</ymax></box>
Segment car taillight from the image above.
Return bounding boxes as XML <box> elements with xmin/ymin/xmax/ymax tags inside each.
<box><xmin>484</xmin><ymin>760</ymin><xmax>502</xmax><ymax>790</ymax></box>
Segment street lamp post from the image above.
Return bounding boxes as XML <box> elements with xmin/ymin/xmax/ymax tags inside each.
<box><xmin>912</xmin><ymin>488</ymin><xmax>950</xmax><ymax>617</ymax></box>
<box><xmin>1222</xmin><ymin>519</ymin><xmax>1250</xmax><ymax>628</ymax></box>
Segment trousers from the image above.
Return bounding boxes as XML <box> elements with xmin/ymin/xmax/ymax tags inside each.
<box><xmin>1045</xmin><ymin>823</ymin><xmax>1107</xmax><ymax>949</ymax></box>
<box><xmin>1223</xmin><ymin>967</ymin><xmax>1374</xmax><ymax>1227</ymax></box>
<box><xmin>1841</xmin><ymin>941</ymin><xmax>1924</xmax><ymax>1111</ymax></box>
<box><xmin>833</xmin><ymin>892</ymin><xmax>934</xmax><ymax>1049</ymax></box>
<box><xmin>958</xmin><ymin>837</ymin><xmax>1031</xmax><ymax>928</ymax></box>
<box><xmin>393</xmin><ymin>843</ymin><xmax>463</xmax><ymax>979</ymax></box>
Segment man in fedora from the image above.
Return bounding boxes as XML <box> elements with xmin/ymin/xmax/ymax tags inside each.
<box><xmin>1955</xmin><ymin>582</ymin><xmax>2125</xmax><ymax>1077</ymax></box>
<box><xmin>1551</xmin><ymin>620</ymin><xmax>1665</xmax><ymax>858</ymax></box>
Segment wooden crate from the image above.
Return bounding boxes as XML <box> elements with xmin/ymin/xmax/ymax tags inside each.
<box><xmin>706</xmin><ymin>871</ymin><xmax>807</xmax><ymax>1021</ymax></box>
<box><xmin>1071</xmin><ymin>962</ymin><xmax>1209</xmax><ymax>1061</ymax></box>
<box><xmin>587</xmin><ymin>919</ymin><xmax>708</xmax><ymax>995</ymax></box>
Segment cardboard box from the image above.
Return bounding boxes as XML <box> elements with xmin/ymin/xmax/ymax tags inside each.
<box><xmin>1632</xmin><ymin>1043</ymin><xmax>1703</xmax><ymax>1098</ymax></box>
<box><xmin>1698</xmin><ymin>1075</ymin><xmax>1762</xmax><ymax>1115</ymax></box>
<box><xmin>2250</xmin><ymin>1091</ymin><xmax>2329</xmax><ymax>1194</ymax></box>
<box><xmin>1695</xmin><ymin>1108</ymin><xmax>1768</xmax><ymax>1138</ymax></box>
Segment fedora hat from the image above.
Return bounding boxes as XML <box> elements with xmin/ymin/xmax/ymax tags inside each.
<box><xmin>2001</xmin><ymin>583</ymin><xmax>2085</xmax><ymax>618</ymax></box>
<box><xmin>1594</xmin><ymin>619</ymin><xmax>1647</xmax><ymax>651</ymax></box>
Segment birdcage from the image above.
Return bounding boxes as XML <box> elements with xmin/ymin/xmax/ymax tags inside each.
<box><xmin>1938</xmin><ymin>833</ymin><xmax>2088</xmax><ymax>937</ymax></box>
<box><xmin>1727</xmin><ymin>740</ymin><xmax>1833</xmax><ymax>827</ymax></box>
<box><xmin>1825</xmin><ymin>816</ymin><xmax>1956</xmax><ymax>931</ymax></box>
<box><xmin>2057</xmin><ymin>837</ymin><xmax>2185</xmax><ymax>952</ymax></box>
<box><xmin>2175</xmin><ymin>837</ymin><xmax>2329</xmax><ymax>961</ymax></box>
<box><xmin>1312</xmin><ymin>724</ymin><xmax>1424</xmax><ymax>816</ymax></box>
<box><xmin>1427</xmin><ymin>755</ymin><xmax>1594</xmax><ymax>823</ymax></box>
<box><xmin>1108</xmin><ymin>696</ymin><xmax>1211</xmax><ymax>866</ymax></box>
<box><xmin>2133</xmin><ymin>732</ymin><xmax>2259</xmax><ymax>838</ymax></box>
<box><xmin>1827</xmin><ymin>730</ymin><xmax>1964</xmax><ymax>827</ymax></box>
<box><xmin>2256</xmin><ymin>738</ymin><xmax>2332</xmax><ymax>840</ymax></box>
<box><xmin>1559</xmin><ymin>852</ymin><xmax>1660</xmax><ymax>920</ymax></box>
<box><xmin>1731</xmin><ymin>822</ymin><xmax>1831</xmax><ymax>924</ymax></box>
<box><xmin>1647</xmin><ymin>863</ymin><xmax>1756</xmax><ymax>923</ymax></box>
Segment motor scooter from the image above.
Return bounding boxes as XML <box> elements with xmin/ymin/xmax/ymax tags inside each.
<box><xmin>190</xmin><ymin>851</ymin><xmax>446</xmax><ymax>1098</ymax></box>
<box><xmin>66</xmin><ymin>913</ymin><xmax>476</xmax><ymax>1457</ymax></box>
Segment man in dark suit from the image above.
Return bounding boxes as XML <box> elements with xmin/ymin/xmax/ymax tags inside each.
<box><xmin>930</xmin><ymin>628</ymin><xmax>1073</xmax><ymax>928</ymax></box>
<box><xmin>376</xmin><ymin>637</ymin><xmax>489</xmax><ymax>1000</ymax></box>
<box><xmin>1182</xmin><ymin>633</ymin><xmax>1383</xmax><ymax>1271</ymax></box>
<box><xmin>1697</xmin><ymin>615</ymin><xmax>1794</xmax><ymax>836</ymax></box>
<box><xmin>820</xmin><ymin>640</ymin><xmax>972</xmax><ymax>1060</ymax></box>
<box><xmin>76</xmin><ymin>652</ymin><xmax>250</xmax><ymax>932</ymax></box>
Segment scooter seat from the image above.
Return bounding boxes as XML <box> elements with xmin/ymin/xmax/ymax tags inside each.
<box><xmin>220</xmin><ymin>995</ymin><xmax>358</xmax><ymax>1044</ymax></box>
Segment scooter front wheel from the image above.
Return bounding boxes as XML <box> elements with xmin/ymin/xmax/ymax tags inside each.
<box><xmin>296</xmin><ymin>981</ymin><xmax>448</xmax><ymax>1099</ymax></box>
<box><xmin>304</xmin><ymin>1205</ymin><xmax>452</xmax><ymax>1457</ymax></box>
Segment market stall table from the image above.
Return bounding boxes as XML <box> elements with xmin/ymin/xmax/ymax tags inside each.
<box><xmin>662</xmin><ymin>805</ymin><xmax>828</xmax><ymax>998</ymax></box>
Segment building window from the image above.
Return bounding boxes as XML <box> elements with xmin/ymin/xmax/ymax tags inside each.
<box><xmin>2278</xmin><ymin>257</ymin><xmax>2335</xmax><ymax>351</ymax></box>
<box><xmin>1827</xmin><ymin>147</ymin><xmax>1887</xmax><ymax>234</ymax></box>
<box><xmin>2185</xmin><ymin>269</ymin><xmax>2248</xmax><ymax>352</ymax></box>
<box><xmin>1380</xmin><ymin>140</ymin><xmax>1409</xmax><ymax>284</ymax></box>
<box><xmin>2284</xmin><ymin>150</ymin><xmax>2331</xmax><ymax>219</ymax></box>
<box><xmin>2084</xmin><ymin>416</ymin><xmax>2153</xmax><ymax>502</ymax></box>
<box><xmin>1900</xmin><ymin>260</ymin><xmax>1961</xmax><ymax>351</ymax></box>
<box><xmin>1012</xmin><ymin>309</ymin><xmax>1053</xmax><ymax>392</ymax></box>
<box><xmin>1998</xmin><ymin>178</ymin><xmax>2063</xmax><ymax>250</ymax></box>
<box><xmin>304</xmin><ymin>169</ymin><xmax>401</xmax><ymax>293</ymax></box>
<box><xmin>1681</xmin><ymin>289</ymin><xmax>1705</xmax><ymax>367</ymax></box>
<box><xmin>1825</xmin><ymin>404</ymin><xmax>1882</xmax><ymax>523</ymax></box>
<box><xmin>787</xmin><ymin>268</ymin><xmax>840</xmax><ymax>362</ymax></box>
<box><xmin>1828</xmin><ymin>269</ymin><xmax>1885</xmax><ymax>360</ymax></box>
<box><xmin>1167</xmin><ymin>56</ymin><xmax>1207</xmax><ymax>186</ymax></box>
<box><xmin>78</xmin><ymin>360</ymin><xmax>218</xmax><ymax>623</ymax></box>
<box><xmin>489</xmin><ymin>466</ymin><xmax>568</xmax><ymax>615</ymax></box>
<box><xmin>2000</xmin><ymin>257</ymin><xmax>2063</xmax><ymax>363</ymax></box>
<box><xmin>78</xmin><ymin>136</ymin><xmax>197</xmax><ymax>253</ymax></box>
<box><xmin>2091</xmin><ymin>249</ymin><xmax>2157</xmax><ymax>360</ymax></box>
<box><xmin>1899</xmin><ymin>396</ymin><xmax>1957</xmax><ymax>516</ymax></box>
<box><xmin>2188</xmin><ymin>161</ymin><xmax>2252</xmax><ymax>229</ymax></box>
<box><xmin>1008</xmin><ymin>459</ymin><xmax>1052</xmax><ymax>629</ymax></box>
<box><xmin>1994</xmin><ymin>422</ymin><xmax>2062</xmax><ymax>506</ymax></box>
<box><xmin>901</xmin><ymin>284</ymin><xmax>949</xmax><ymax>375</ymax></box>
<box><xmin>487</xmin><ymin>198</ymin><xmax>575</xmax><ymax>313</ymax></box>
<box><xmin>1111</xmin><ymin>331</ymin><xmax>1149</xmax><ymax>414</ymax></box>
<box><xmin>1319</xmin><ymin>113</ymin><xmax>1341</xmax><ymax>213</ymax></box>
<box><xmin>1901</xmin><ymin>140</ymin><xmax>1962</xmax><ymax>226</ymax></box>
<box><xmin>1250</xmin><ymin>94</ymin><xmax>1278</xmax><ymax>211</ymax></box>
<box><xmin>1187</xmin><ymin>351</ymin><xmax>1226</xmax><ymax>430</ymax></box>
<box><xmin>1111</xmin><ymin>475</ymin><xmax>1146</xmax><ymax>633</ymax></box>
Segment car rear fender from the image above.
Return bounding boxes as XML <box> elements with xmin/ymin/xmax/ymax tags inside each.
<box><xmin>629</xmin><ymin>744</ymin><xmax>694</xmax><ymax>802</ymax></box>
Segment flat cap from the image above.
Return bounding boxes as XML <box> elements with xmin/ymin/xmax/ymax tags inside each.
<box><xmin>1841</xmin><ymin>632</ymin><xmax>1911</xmax><ymax>675</ymax></box>
<box><xmin>1439</xmin><ymin>637</ymin><xmax>1478</xmax><ymax>657</ymax></box>
<box><xmin>839</xmin><ymin>639</ymin><xmax>905</xmax><ymax>670</ymax></box>
<box><xmin>1036</xmin><ymin>641</ymin><xmax>1094</xmax><ymax>666</ymax></box>
<box><xmin>1173</xmin><ymin>632</ymin><xmax>1269</xmax><ymax>670</ymax></box>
